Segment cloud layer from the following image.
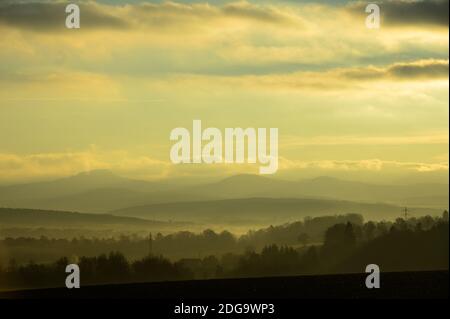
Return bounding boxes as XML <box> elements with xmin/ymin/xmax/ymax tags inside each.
<box><xmin>0</xmin><ymin>0</ymin><xmax>448</xmax><ymax>183</ymax></box>
<box><xmin>349</xmin><ymin>0</ymin><xmax>449</xmax><ymax>27</ymax></box>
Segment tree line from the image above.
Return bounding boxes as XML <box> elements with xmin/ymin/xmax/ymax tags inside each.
<box><xmin>0</xmin><ymin>213</ymin><xmax>447</xmax><ymax>290</ymax></box>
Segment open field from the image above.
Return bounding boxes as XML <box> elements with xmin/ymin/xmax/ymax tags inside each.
<box><xmin>1</xmin><ymin>270</ymin><xmax>447</xmax><ymax>299</ymax></box>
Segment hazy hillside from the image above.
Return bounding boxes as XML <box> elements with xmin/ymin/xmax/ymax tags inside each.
<box><xmin>0</xmin><ymin>170</ymin><xmax>209</xmax><ymax>212</ymax></box>
<box><xmin>0</xmin><ymin>170</ymin><xmax>174</xmax><ymax>203</ymax></box>
<box><xmin>21</xmin><ymin>188</ymin><xmax>217</xmax><ymax>213</ymax></box>
<box><xmin>112</xmin><ymin>197</ymin><xmax>443</xmax><ymax>224</ymax></box>
<box><xmin>0</xmin><ymin>207</ymin><xmax>186</xmax><ymax>229</ymax></box>
<box><xmin>193</xmin><ymin>175</ymin><xmax>449</xmax><ymax>207</ymax></box>
<box><xmin>0</xmin><ymin>171</ymin><xmax>447</xmax><ymax>213</ymax></box>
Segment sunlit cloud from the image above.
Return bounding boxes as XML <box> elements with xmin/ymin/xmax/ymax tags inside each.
<box><xmin>0</xmin><ymin>0</ymin><xmax>447</xmax><ymax>183</ymax></box>
<box><xmin>0</xmin><ymin>148</ymin><xmax>447</xmax><ymax>183</ymax></box>
<box><xmin>280</xmin><ymin>131</ymin><xmax>449</xmax><ymax>148</ymax></box>
<box><xmin>279</xmin><ymin>157</ymin><xmax>448</xmax><ymax>173</ymax></box>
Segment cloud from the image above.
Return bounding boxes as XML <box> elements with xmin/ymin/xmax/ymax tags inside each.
<box><xmin>0</xmin><ymin>1</ymin><xmax>293</xmax><ymax>32</ymax></box>
<box><xmin>136</xmin><ymin>1</ymin><xmax>290</xmax><ymax>24</ymax></box>
<box><xmin>342</xmin><ymin>59</ymin><xmax>449</xmax><ymax>81</ymax></box>
<box><xmin>349</xmin><ymin>0</ymin><xmax>449</xmax><ymax>27</ymax></box>
<box><xmin>0</xmin><ymin>70</ymin><xmax>124</xmax><ymax>102</ymax></box>
<box><xmin>388</xmin><ymin>59</ymin><xmax>449</xmax><ymax>78</ymax></box>
<box><xmin>279</xmin><ymin>157</ymin><xmax>449</xmax><ymax>173</ymax></box>
<box><xmin>0</xmin><ymin>1</ymin><xmax>447</xmax><ymax>80</ymax></box>
<box><xmin>0</xmin><ymin>150</ymin><xmax>107</xmax><ymax>182</ymax></box>
<box><xmin>0</xmin><ymin>148</ymin><xmax>171</xmax><ymax>183</ymax></box>
<box><xmin>0</xmin><ymin>57</ymin><xmax>446</xmax><ymax>97</ymax></box>
<box><xmin>178</xmin><ymin>59</ymin><xmax>449</xmax><ymax>91</ymax></box>
<box><xmin>221</xmin><ymin>1</ymin><xmax>288</xmax><ymax>24</ymax></box>
<box><xmin>0</xmin><ymin>1</ymin><xmax>128</xmax><ymax>31</ymax></box>
<box><xmin>280</xmin><ymin>132</ymin><xmax>449</xmax><ymax>147</ymax></box>
<box><xmin>0</xmin><ymin>148</ymin><xmax>447</xmax><ymax>184</ymax></box>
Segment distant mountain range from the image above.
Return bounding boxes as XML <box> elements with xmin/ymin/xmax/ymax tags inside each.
<box><xmin>0</xmin><ymin>170</ymin><xmax>447</xmax><ymax>222</ymax></box>
<box><xmin>190</xmin><ymin>175</ymin><xmax>449</xmax><ymax>206</ymax></box>
<box><xmin>0</xmin><ymin>170</ymin><xmax>213</xmax><ymax>212</ymax></box>
<box><xmin>0</xmin><ymin>169</ymin><xmax>172</xmax><ymax>201</ymax></box>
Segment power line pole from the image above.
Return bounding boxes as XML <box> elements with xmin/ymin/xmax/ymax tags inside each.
<box><xmin>403</xmin><ymin>207</ymin><xmax>409</xmax><ymax>219</ymax></box>
<box><xmin>148</xmin><ymin>232</ymin><xmax>153</xmax><ymax>256</ymax></box>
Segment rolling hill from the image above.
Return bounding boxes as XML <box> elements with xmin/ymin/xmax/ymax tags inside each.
<box><xmin>0</xmin><ymin>169</ymin><xmax>174</xmax><ymax>203</ymax></box>
<box><xmin>0</xmin><ymin>171</ymin><xmax>447</xmax><ymax>214</ymax></box>
<box><xmin>0</xmin><ymin>207</ymin><xmax>187</xmax><ymax>228</ymax></box>
<box><xmin>192</xmin><ymin>175</ymin><xmax>449</xmax><ymax>206</ymax></box>
<box><xmin>111</xmin><ymin>197</ymin><xmax>444</xmax><ymax>224</ymax></box>
<box><xmin>0</xmin><ymin>170</ymin><xmax>208</xmax><ymax>212</ymax></box>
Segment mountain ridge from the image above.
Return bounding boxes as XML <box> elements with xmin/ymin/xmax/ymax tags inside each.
<box><xmin>111</xmin><ymin>197</ymin><xmax>444</xmax><ymax>224</ymax></box>
<box><xmin>0</xmin><ymin>171</ymin><xmax>447</xmax><ymax>213</ymax></box>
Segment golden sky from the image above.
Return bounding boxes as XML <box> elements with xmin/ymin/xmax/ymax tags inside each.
<box><xmin>0</xmin><ymin>0</ymin><xmax>448</xmax><ymax>183</ymax></box>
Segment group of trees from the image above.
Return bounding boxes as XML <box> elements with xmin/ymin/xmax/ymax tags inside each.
<box><xmin>0</xmin><ymin>253</ymin><xmax>190</xmax><ymax>290</ymax></box>
<box><xmin>239</xmin><ymin>214</ymin><xmax>364</xmax><ymax>248</ymax></box>
<box><xmin>0</xmin><ymin>213</ymin><xmax>447</xmax><ymax>291</ymax></box>
<box><xmin>0</xmin><ymin>214</ymin><xmax>368</xmax><ymax>264</ymax></box>
<box><xmin>232</xmin><ymin>216</ymin><xmax>449</xmax><ymax>278</ymax></box>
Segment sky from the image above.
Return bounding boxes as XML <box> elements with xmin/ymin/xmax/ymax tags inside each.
<box><xmin>0</xmin><ymin>0</ymin><xmax>448</xmax><ymax>183</ymax></box>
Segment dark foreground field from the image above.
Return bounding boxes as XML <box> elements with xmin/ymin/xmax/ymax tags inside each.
<box><xmin>0</xmin><ymin>270</ymin><xmax>447</xmax><ymax>299</ymax></box>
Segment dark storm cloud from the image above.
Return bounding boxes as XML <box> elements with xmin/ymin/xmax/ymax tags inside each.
<box><xmin>0</xmin><ymin>1</ymin><xmax>128</xmax><ymax>31</ymax></box>
<box><xmin>350</xmin><ymin>0</ymin><xmax>449</xmax><ymax>27</ymax></box>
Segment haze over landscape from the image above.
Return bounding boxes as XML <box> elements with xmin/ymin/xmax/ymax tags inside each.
<box><xmin>0</xmin><ymin>170</ymin><xmax>447</xmax><ymax>223</ymax></box>
<box><xmin>0</xmin><ymin>0</ymin><xmax>448</xmax><ymax>296</ymax></box>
